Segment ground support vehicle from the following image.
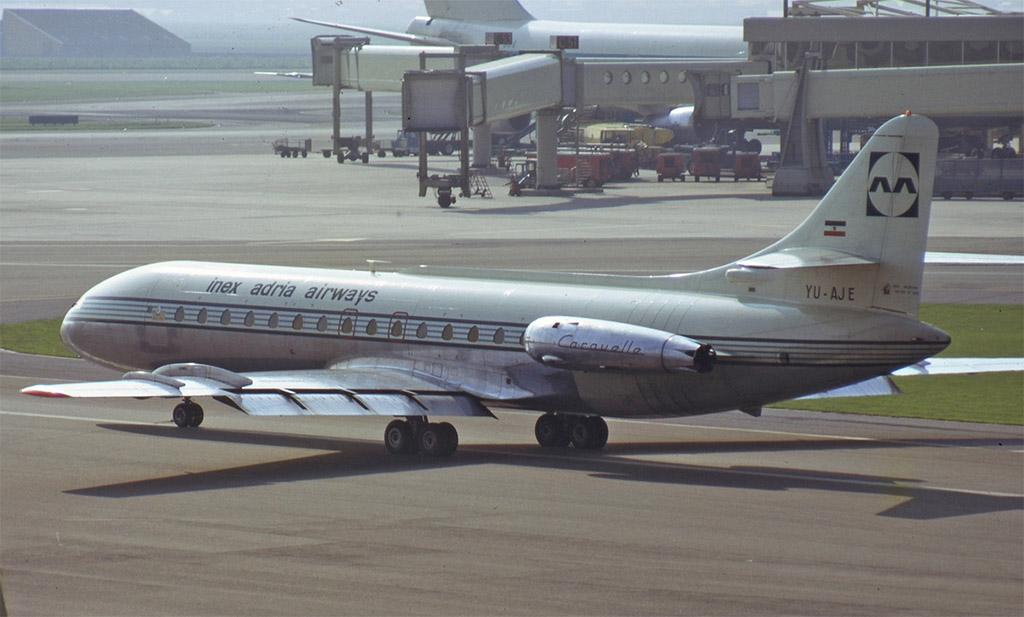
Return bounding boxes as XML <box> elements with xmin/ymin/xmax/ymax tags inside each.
<box><xmin>420</xmin><ymin>174</ymin><xmax>463</xmax><ymax>208</ymax></box>
<box><xmin>656</xmin><ymin>153</ymin><xmax>686</xmax><ymax>182</ymax></box>
<box><xmin>389</xmin><ymin>131</ymin><xmax>462</xmax><ymax>157</ymax></box>
<box><xmin>320</xmin><ymin>136</ymin><xmax>374</xmax><ymax>163</ymax></box>
<box><xmin>934</xmin><ymin>156</ymin><xmax>1023</xmax><ymax>200</ymax></box>
<box><xmin>273</xmin><ymin>138</ymin><xmax>312</xmax><ymax>158</ymax></box>
<box><xmin>508</xmin><ymin>161</ymin><xmax>536</xmax><ymax>196</ymax></box>
<box><xmin>690</xmin><ymin>147</ymin><xmax>722</xmax><ymax>182</ymax></box>
<box><xmin>557</xmin><ymin>152</ymin><xmax>614</xmax><ymax>188</ymax></box>
<box><xmin>732</xmin><ymin>152</ymin><xmax>763</xmax><ymax>181</ymax></box>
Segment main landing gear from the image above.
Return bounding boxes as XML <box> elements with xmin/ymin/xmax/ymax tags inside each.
<box><xmin>172</xmin><ymin>400</ymin><xmax>204</xmax><ymax>428</ymax></box>
<box><xmin>384</xmin><ymin>418</ymin><xmax>459</xmax><ymax>458</ymax></box>
<box><xmin>535</xmin><ymin>413</ymin><xmax>608</xmax><ymax>450</ymax></box>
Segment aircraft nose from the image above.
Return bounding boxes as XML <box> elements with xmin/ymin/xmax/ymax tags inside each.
<box><xmin>59</xmin><ymin>303</ymin><xmax>86</xmax><ymax>357</ymax></box>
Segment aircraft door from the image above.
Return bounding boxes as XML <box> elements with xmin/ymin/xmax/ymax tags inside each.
<box><xmin>338</xmin><ymin>308</ymin><xmax>358</xmax><ymax>337</ymax></box>
<box><xmin>388</xmin><ymin>312</ymin><xmax>409</xmax><ymax>341</ymax></box>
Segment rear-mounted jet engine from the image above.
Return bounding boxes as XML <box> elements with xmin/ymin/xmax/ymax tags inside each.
<box><xmin>523</xmin><ymin>316</ymin><xmax>716</xmax><ymax>373</ymax></box>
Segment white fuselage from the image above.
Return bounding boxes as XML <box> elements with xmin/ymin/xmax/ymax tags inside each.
<box><xmin>406</xmin><ymin>17</ymin><xmax>747</xmax><ymax>58</ymax></box>
<box><xmin>61</xmin><ymin>260</ymin><xmax>948</xmax><ymax>419</ymax></box>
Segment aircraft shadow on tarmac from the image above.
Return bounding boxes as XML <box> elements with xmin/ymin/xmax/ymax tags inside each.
<box><xmin>67</xmin><ymin>423</ymin><xmax>1024</xmax><ymax>521</ymax></box>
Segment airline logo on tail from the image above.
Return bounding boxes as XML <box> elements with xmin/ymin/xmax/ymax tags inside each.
<box><xmin>867</xmin><ymin>152</ymin><xmax>920</xmax><ymax>218</ymax></box>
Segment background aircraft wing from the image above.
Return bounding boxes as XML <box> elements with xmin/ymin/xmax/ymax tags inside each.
<box><xmin>923</xmin><ymin>252</ymin><xmax>1024</xmax><ymax>265</ymax></box>
<box><xmin>800</xmin><ymin>356</ymin><xmax>1023</xmax><ymax>399</ymax></box>
<box><xmin>22</xmin><ymin>363</ymin><xmax>495</xmax><ymax>418</ymax></box>
<box><xmin>892</xmin><ymin>357</ymin><xmax>1024</xmax><ymax>376</ymax></box>
<box><xmin>290</xmin><ymin>17</ymin><xmax>452</xmax><ymax>46</ymax></box>
<box><xmin>254</xmin><ymin>71</ymin><xmax>312</xmax><ymax>79</ymax></box>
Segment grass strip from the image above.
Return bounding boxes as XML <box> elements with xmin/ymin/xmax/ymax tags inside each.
<box><xmin>773</xmin><ymin>303</ymin><xmax>1023</xmax><ymax>425</ymax></box>
<box><xmin>0</xmin><ymin>118</ymin><xmax>216</xmax><ymax>132</ymax></box>
<box><xmin>0</xmin><ymin>78</ymin><xmax>314</xmax><ymax>104</ymax></box>
<box><xmin>0</xmin><ymin>318</ymin><xmax>76</xmax><ymax>358</ymax></box>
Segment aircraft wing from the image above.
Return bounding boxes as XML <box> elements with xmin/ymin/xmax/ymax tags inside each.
<box><xmin>254</xmin><ymin>71</ymin><xmax>312</xmax><ymax>79</ymax></box>
<box><xmin>21</xmin><ymin>363</ymin><xmax>495</xmax><ymax>418</ymax></box>
<box><xmin>290</xmin><ymin>17</ymin><xmax>452</xmax><ymax>46</ymax></box>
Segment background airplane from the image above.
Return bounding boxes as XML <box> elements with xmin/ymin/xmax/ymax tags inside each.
<box><xmin>25</xmin><ymin>113</ymin><xmax>1002</xmax><ymax>459</ymax></box>
<box><xmin>292</xmin><ymin>0</ymin><xmax>746</xmax><ymax>58</ymax></box>
<box><xmin>292</xmin><ymin>0</ymin><xmax>748</xmax><ymax>144</ymax></box>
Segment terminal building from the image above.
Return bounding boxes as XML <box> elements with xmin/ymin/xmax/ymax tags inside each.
<box><xmin>747</xmin><ymin>13</ymin><xmax>1023</xmax><ymax>71</ymax></box>
<box><xmin>0</xmin><ymin>9</ymin><xmax>190</xmax><ymax>58</ymax></box>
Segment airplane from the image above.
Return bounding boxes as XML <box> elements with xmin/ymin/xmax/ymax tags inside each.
<box><xmin>23</xmin><ymin>113</ymin><xmax>959</xmax><ymax>457</ymax></box>
<box><xmin>292</xmin><ymin>0</ymin><xmax>747</xmax><ymax>59</ymax></box>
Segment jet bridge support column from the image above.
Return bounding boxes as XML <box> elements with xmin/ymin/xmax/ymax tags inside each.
<box><xmin>773</xmin><ymin>53</ymin><xmax>834</xmax><ymax>196</ymax></box>
<box><xmin>364</xmin><ymin>91</ymin><xmax>373</xmax><ymax>160</ymax></box>
<box><xmin>472</xmin><ymin>123</ymin><xmax>492</xmax><ymax>168</ymax></box>
<box><xmin>535</xmin><ymin>108</ymin><xmax>560</xmax><ymax>189</ymax></box>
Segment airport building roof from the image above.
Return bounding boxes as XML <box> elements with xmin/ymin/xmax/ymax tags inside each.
<box><xmin>0</xmin><ymin>8</ymin><xmax>191</xmax><ymax>57</ymax></box>
<box><xmin>745</xmin><ymin>12</ymin><xmax>1023</xmax><ymax>70</ymax></box>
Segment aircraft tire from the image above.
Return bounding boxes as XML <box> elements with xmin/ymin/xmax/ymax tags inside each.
<box><xmin>420</xmin><ymin>422</ymin><xmax>458</xmax><ymax>457</ymax></box>
<box><xmin>568</xmin><ymin>415</ymin><xmax>608</xmax><ymax>450</ymax></box>
<box><xmin>172</xmin><ymin>403</ymin><xmax>189</xmax><ymax>427</ymax></box>
<box><xmin>172</xmin><ymin>402</ymin><xmax>203</xmax><ymax>428</ymax></box>
<box><xmin>535</xmin><ymin>413</ymin><xmax>570</xmax><ymax>447</ymax></box>
<box><xmin>437</xmin><ymin>422</ymin><xmax>459</xmax><ymax>457</ymax></box>
<box><xmin>384</xmin><ymin>419</ymin><xmax>418</xmax><ymax>455</ymax></box>
<box><xmin>589</xmin><ymin>416</ymin><xmax>608</xmax><ymax>449</ymax></box>
<box><xmin>187</xmin><ymin>405</ymin><xmax>204</xmax><ymax>427</ymax></box>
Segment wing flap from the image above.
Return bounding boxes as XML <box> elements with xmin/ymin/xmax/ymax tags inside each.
<box><xmin>22</xmin><ymin>363</ymin><xmax>495</xmax><ymax>418</ymax></box>
<box><xmin>218</xmin><ymin>391</ymin><xmax>491</xmax><ymax>417</ymax></box>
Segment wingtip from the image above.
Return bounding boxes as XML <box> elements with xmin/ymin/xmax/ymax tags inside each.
<box><xmin>21</xmin><ymin>387</ymin><xmax>70</xmax><ymax>398</ymax></box>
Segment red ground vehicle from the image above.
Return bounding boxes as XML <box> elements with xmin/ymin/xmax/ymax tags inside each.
<box><xmin>732</xmin><ymin>152</ymin><xmax>763</xmax><ymax>181</ymax></box>
<box><xmin>558</xmin><ymin>153</ymin><xmax>613</xmax><ymax>187</ymax></box>
<box><xmin>690</xmin><ymin>148</ymin><xmax>722</xmax><ymax>182</ymax></box>
<box><xmin>656</xmin><ymin>153</ymin><xmax>686</xmax><ymax>182</ymax></box>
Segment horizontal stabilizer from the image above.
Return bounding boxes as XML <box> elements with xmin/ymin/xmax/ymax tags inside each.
<box><xmin>736</xmin><ymin>247</ymin><xmax>877</xmax><ymax>270</ymax></box>
<box><xmin>798</xmin><ymin>376</ymin><xmax>902</xmax><ymax>399</ymax></box>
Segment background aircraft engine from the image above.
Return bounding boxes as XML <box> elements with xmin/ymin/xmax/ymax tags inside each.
<box><xmin>648</xmin><ymin>106</ymin><xmax>716</xmax><ymax>144</ymax></box>
<box><xmin>524</xmin><ymin>316</ymin><xmax>715</xmax><ymax>373</ymax></box>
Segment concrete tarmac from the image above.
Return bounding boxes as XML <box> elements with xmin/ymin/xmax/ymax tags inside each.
<box><xmin>1</xmin><ymin>81</ymin><xmax>1022</xmax><ymax>616</ymax></box>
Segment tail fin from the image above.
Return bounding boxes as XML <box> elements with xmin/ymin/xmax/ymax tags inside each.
<box><xmin>700</xmin><ymin>113</ymin><xmax>939</xmax><ymax>316</ymax></box>
<box><xmin>424</xmin><ymin>0</ymin><xmax>535</xmax><ymax>22</ymax></box>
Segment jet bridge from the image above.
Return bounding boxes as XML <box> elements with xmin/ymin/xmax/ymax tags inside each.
<box><xmin>313</xmin><ymin>36</ymin><xmax>766</xmax><ymax>192</ymax></box>
<box><xmin>404</xmin><ymin>52</ymin><xmax>564</xmax><ymax>188</ymax></box>
<box><xmin>314</xmin><ymin>34</ymin><xmax>1023</xmax><ymax>198</ymax></box>
<box><xmin>730</xmin><ymin>61</ymin><xmax>1024</xmax><ymax>194</ymax></box>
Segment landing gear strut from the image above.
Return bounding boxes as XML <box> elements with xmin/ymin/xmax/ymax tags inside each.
<box><xmin>384</xmin><ymin>418</ymin><xmax>459</xmax><ymax>457</ymax></box>
<box><xmin>172</xmin><ymin>400</ymin><xmax>204</xmax><ymax>428</ymax></box>
<box><xmin>535</xmin><ymin>413</ymin><xmax>608</xmax><ymax>450</ymax></box>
